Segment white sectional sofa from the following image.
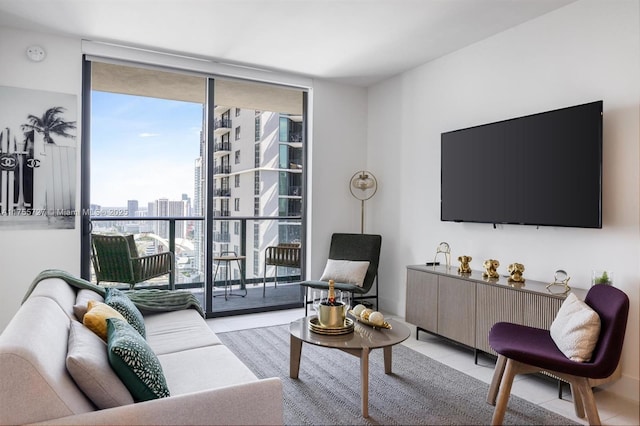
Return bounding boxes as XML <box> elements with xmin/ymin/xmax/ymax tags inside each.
<box><xmin>0</xmin><ymin>276</ymin><xmax>283</xmax><ymax>425</ymax></box>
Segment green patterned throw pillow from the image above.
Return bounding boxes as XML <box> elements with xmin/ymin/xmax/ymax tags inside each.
<box><xmin>107</xmin><ymin>318</ymin><xmax>170</xmax><ymax>402</ymax></box>
<box><xmin>105</xmin><ymin>288</ymin><xmax>146</xmax><ymax>338</ymax></box>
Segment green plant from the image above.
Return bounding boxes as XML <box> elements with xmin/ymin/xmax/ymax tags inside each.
<box><xmin>594</xmin><ymin>271</ymin><xmax>612</xmax><ymax>285</ymax></box>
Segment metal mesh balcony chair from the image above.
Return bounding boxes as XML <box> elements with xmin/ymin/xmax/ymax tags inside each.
<box><xmin>90</xmin><ymin>233</ymin><xmax>174</xmax><ymax>290</ymax></box>
<box><xmin>487</xmin><ymin>284</ymin><xmax>629</xmax><ymax>425</ymax></box>
<box><xmin>300</xmin><ymin>233</ymin><xmax>382</xmax><ymax>315</ymax></box>
<box><xmin>262</xmin><ymin>243</ymin><xmax>301</xmax><ymax>297</ymax></box>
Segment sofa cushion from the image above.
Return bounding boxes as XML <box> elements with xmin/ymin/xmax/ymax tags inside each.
<box><xmin>73</xmin><ymin>288</ymin><xmax>104</xmax><ymax>322</ymax></box>
<box><xmin>83</xmin><ymin>300</ymin><xmax>126</xmax><ymax>341</ymax></box>
<box><xmin>158</xmin><ymin>345</ymin><xmax>257</xmax><ymax>396</ymax></box>
<box><xmin>105</xmin><ymin>288</ymin><xmax>146</xmax><ymax>338</ymax></box>
<box><xmin>144</xmin><ymin>309</ymin><xmax>222</xmax><ymax>355</ymax></box>
<box><xmin>28</xmin><ymin>277</ymin><xmax>78</xmax><ymax>319</ymax></box>
<box><xmin>0</xmin><ymin>297</ymin><xmax>94</xmax><ymax>424</ymax></box>
<box><xmin>107</xmin><ymin>318</ymin><xmax>170</xmax><ymax>402</ymax></box>
<box><xmin>66</xmin><ymin>321</ymin><xmax>134</xmax><ymax>408</ymax></box>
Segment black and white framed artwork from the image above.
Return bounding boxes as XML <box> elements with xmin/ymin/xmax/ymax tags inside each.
<box><xmin>0</xmin><ymin>85</ymin><xmax>77</xmax><ymax>230</ymax></box>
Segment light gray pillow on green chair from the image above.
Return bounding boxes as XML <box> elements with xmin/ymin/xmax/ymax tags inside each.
<box><xmin>66</xmin><ymin>321</ymin><xmax>134</xmax><ymax>408</ymax></box>
<box><xmin>107</xmin><ymin>318</ymin><xmax>170</xmax><ymax>402</ymax></box>
<box><xmin>320</xmin><ymin>259</ymin><xmax>370</xmax><ymax>287</ymax></box>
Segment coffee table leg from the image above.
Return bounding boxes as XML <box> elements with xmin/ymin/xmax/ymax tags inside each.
<box><xmin>290</xmin><ymin>335</ymin><xmax>302</xmax><ymax>379</ymax></box>
<box><xmin>360</xmin><ymin>347</ymin><xmax>370</xmax><ymax>418</ymax></box>
<box><xmin>384</xmin><ymin>346</ymin><xmax>392</xmax><ymax>374</ymax></box>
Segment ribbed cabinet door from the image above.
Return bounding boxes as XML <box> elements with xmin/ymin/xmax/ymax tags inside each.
<box><xmin>523</xmin><ymin>294</ymin><xmax>563</xmax><ymax>329</ymax></box>
<box><xmin>437</xmin><ymin>276</ymin><xmax>475</xmax><ymax>347</ymax></box>
<box><xmin>476</xmin><ymin>284</ymin><xmax>526</xmax><ymax>353</ymax></box>
<box><xmin>406</xmin><ymin>269</ymin><xmax>438</xmax><ymax>333</ymax></box>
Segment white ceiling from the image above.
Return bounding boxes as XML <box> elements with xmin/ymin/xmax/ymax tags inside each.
<box><xmin>0</xmin><ymin>0</ymin><xmax>575</xmax><ymax>86</ymax></box>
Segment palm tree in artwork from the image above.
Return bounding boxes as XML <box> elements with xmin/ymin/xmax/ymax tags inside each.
<box><xmin>21</xmin><ymin>106</ymin><xmax>76</xmax><ymax>144</ymax></box>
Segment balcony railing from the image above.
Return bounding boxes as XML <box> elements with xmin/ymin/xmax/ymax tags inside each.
<box><xmin>214</xmin><ymin>209</ymin><xmax>230</xmax><ymax>217</ymax></box>
<box><xmin>288</xmin><ymin>132</ymin><xmax>302</xmax><ymax>142</ymax></box>
<box><xmin>288</xmin><ymin>186</ymin><xmax>302</xmax><ymax>196</ymax></box>
<box><xmin>215</xmin><ymin>188</ymin><xmax>231</xmax><ymax>197</ymax></box>
<box><xmin>88</xmin><ymin>215</ymin><xmax>303</xmax><ymax>316</ymax></box>
<box><xmin>214</xmin><ymin>165</ymin><xmax>231</xmax><ymax>174</ymax></box>
<box><xmin>213</xmin><ymin>231</ymin><xmax>230</xmax><ymax>242</ymax></box>
<box><xmin>214</xmin><ymin>142</ymin><xmax>231</xmax><ymax>152</ymax></box>
<box><xmin>214</xmin><ymin>118</ymin><xmax>232</xmax><ymax>129</ymax></box>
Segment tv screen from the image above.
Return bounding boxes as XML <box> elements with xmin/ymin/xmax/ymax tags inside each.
<box><xmin>441</xmin><ymin>101</ymin><xmax>602</xmax><ymax>228</ymax></box>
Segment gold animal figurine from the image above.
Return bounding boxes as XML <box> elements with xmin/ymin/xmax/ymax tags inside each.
<box><xmin>458</xmin><ymin>255</ymin><xmax>472</xmax><ymax>274</ymax></box>
<box><xmin>482</xmin><ymin>259</ymin><xmax>500</xmax><ymax>279</ymax></box>
<box><xmin>507</xmin><ymin>263</ymin><xmax>525</xmax><ymax>283</ymax></box>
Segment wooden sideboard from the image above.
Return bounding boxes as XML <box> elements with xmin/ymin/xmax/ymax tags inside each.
<box><xmin>405</xmin><ymin>264</ymin><xmax>618</xmax><ymax>389</ymax></box>
<box><xmin>405</xmin><ymin>264</ymin><xmax>587</xmax><ymax>358</ymax></box>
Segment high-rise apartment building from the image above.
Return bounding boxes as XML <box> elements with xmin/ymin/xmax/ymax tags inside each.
<box><xmin>127</xmin><ymin>200</ymin><xmax>138</xmax><ymax>217</ymax></box>
<box><xmin>206</xmin><ymin>106</ymin><xmax>303</xmax><ymax>280</ymax></box>
<box><xmin>193</xmin><ymin>155</ymin><xmax>204</xmax><ymax>275</ymax></box>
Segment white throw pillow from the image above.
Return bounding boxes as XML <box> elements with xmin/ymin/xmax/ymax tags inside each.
<box><xmin>319</xmin><ymin>259</ymin><xmax>370</xmax><ymax>287</ymax></box>
<box><xmin>550</xmin><ymin>293</ymin><xmax>601</xmax><ymax>362</ymax></box>
<box><xmin>66</xmin><ymin>321</ymin><xmax>134</xmax><ymax>408</ymax></box>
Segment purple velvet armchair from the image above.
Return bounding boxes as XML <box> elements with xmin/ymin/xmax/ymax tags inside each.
<box><xmin>487</xmin><ymin>284</ymin><xmax>629</xmax><ymax>425</ymax></box>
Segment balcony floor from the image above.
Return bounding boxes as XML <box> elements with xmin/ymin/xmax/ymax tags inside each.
<box><xmin>199</xmin><ymin>282</ymin><xmax>304</xmax><ymax>316</ymax></box>
<box><xmin>101</xmin><ymin>279</ymin><xmax>304</xmax><ymax>317</ymax></box>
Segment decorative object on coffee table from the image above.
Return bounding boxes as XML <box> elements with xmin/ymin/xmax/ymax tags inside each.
<box><xmin>592</xmin><ymin>270</ymin><xmax>613</xmax><ymax>286</ymax></box>
<box><xmin>316</xmin><ymin>280</ymin><xmax>350</xmax><ymax>329</ymax></box>
<box><xmin>482</xmin><ymin>259</ymin><xmax>500</xmax><ymax>279</ymax></box>
<box><xmin>348</xmin><ymin>308</ymin><xmax>392</xmax><ymax>329</ymax></box>
<box><xmin>507</xmin><ymin>262</ymin><xmax>525</xmax><ymax>284</ymax></box>
<box><xmin>458</xmin><ymin>255</ymin><xmax>472</xmax><ymax>274</ymax></box>
<box><xmin>349</xmin><ymin>170</ymin><xmax>378</xmax><ymax>234</ymax></box>
<box><xmin>547</xmin><ymin>269</ymin><xmax>571</xmax><ymax>294</ymax></box>
<box><xmin>434</xmin><ymin>242</ymin><xmax>451</xmax><ymax>269</ymax></box>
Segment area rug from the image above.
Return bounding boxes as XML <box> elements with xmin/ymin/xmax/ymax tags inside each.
<box><xmin>217</xmin><ymin>324</ymin><xmax>577</xmax><ymax>425</ymax></box>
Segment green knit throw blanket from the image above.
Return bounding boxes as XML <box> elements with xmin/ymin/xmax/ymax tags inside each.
<box><xmin>24</xmin><ymin>269</ymin><xmax>204</xmax><ymax>317</ymax></box>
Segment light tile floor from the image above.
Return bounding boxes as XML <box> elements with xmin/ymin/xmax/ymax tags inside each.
<box><xmin>207</xmin><ymin>308</ymin><xmax>639</xmax><ymax>426</ymax></box>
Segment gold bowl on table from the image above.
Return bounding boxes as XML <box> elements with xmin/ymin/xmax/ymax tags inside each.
<box><xmin>308</xmin><ymin>316</ymin><xmax>354</xmax><ymax>335</ymax></box>
<box><xmin>348</xmin><ymin>310</ymin><xmax>392</xmax><ymax>329</ymax></box>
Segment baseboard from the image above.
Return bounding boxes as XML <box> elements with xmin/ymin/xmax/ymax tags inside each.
<box><xmin>598</xmin><ymin>375</ymin><xmax>640</xmax><ymax>403</ymax></box>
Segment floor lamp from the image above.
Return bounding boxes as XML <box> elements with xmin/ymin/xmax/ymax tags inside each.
<box><xmin>349</xmin><ymin>170</ymin><xmax>378</xmax><ymax>234</ymax></box>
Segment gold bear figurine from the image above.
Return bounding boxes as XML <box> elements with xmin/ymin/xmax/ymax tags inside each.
<box><xmin>458</xmin><ymin>255</ymin><xmax>472</xmax><ymax>274</ymax></box>
<box><xmin>482</xmin><ymin>259</ymin><xmax>500</xmax><ymax>279</ymax></box>
<box><xmin>507</xmin><ymin>262</ymin><xmax>526</xmax><ymax>283</ymax></box>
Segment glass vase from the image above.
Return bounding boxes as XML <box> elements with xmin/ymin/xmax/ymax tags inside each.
<box><xmin>591</xmin><ymin>270</ymin><xmax>613</xmax><ymax>286</ymax></box>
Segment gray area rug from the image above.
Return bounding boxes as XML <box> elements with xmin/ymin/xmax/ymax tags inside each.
<box><xmin>217</xmin><ymin>324</ymin><xmax>577</xmax><ymax>425</ymax></box>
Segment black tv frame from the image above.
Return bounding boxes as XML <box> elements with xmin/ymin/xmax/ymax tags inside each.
<box><xmin>440</xmin><ymin>101</ymin><xmax>603</xmax><ymax>229</ymax></box>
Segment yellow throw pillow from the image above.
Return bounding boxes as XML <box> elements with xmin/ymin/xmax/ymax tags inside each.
<box><xmin>83</xmin><ymin>300</ymin><xmax>126</xmax><ymax>341</ymax></box>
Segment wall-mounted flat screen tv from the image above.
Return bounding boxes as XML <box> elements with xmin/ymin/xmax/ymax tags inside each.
<box><xmin>441</xmin><ymin>100</ymin><xmax>603</xmax><ymax>228</ymax></box>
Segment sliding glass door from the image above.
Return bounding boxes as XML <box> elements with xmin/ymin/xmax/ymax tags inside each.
<box><xmin>81</xmin><ymin>59</ymin><xmax>307</xmax><ymax>317</ymax></box>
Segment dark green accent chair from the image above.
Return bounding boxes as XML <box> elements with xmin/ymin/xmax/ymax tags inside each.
<box><xmin>300</xmin><ymin>233</ymin><xmax>382</xmax><ymax>315</ymax></box>
<box><xmin>90</xmin><ymin>234</ymin><xmax>173</xmax><ymax>289</ymax></box>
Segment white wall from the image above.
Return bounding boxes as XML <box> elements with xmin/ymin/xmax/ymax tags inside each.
<box><xmin>0</xmin><ymin>26</ymin><xmax>82</xmax><ymax>330</ymax></box>
<box><xmin>367</xmin><ymin>0</ymin><xmax>639</xmax><ymax>401</ymax></box>
<box><xmin>306</xmin><ymin>80</ymin><xmax>368</xmax><ymax>277</ymax></box>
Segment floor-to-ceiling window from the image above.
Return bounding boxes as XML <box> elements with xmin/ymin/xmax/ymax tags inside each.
<box><xmin>206</xmin><ymin>78</ymin><xmax>305</xmax><ymax>315</ymax></box>
<box><xmin>82</xmin><ymin>59</ymin><xmax>307</xmax><ymax>317</ymax></box>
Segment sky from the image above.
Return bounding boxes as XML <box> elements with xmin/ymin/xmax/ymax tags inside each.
<box><xmin>91</xmin><ymin>91</ymin><xmax>202</xmax><ymax>208</ymax></box>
